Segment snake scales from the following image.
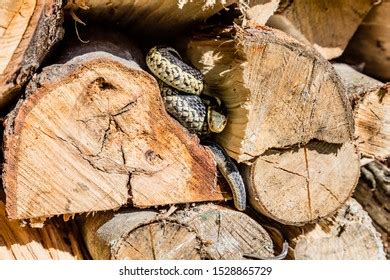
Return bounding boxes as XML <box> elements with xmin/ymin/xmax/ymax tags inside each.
<box><xmin>146</xmin><ymin>46</ymin><xmax>247</xmax><ymax>211</ymax></box>
<box><xmin>146</xmin><ymin>46</ymin><xmax>288</xmax><ymax>259</ymax></box>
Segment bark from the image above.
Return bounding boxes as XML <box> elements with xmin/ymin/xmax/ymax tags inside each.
<box><xmin>334</xmin><ymin>63</ymin><xmax>390</xmax><ymax>162</ymax></box>
<box><xmin>185</xmin><ymin>25</ymin><xmax>359</xmax><ymax>225</ymax></box>
<box><xmin>81</xmin><ymin>203</ymin><xmax>275</xmax><ymax>260</ymax></box>
<box><xmin>267</xmin><ymin>0</ymin><xmax>375</xmax><ymax>60</ymax></box>
<box><xmin>0</xmin><ymin>0</ymin><xmax>64</xmax><ymax>108</ymax></box>
<box><xmin>2</xmin><ymin>33</ymin><xmax>227</xmax><ymax>220</ymax></box>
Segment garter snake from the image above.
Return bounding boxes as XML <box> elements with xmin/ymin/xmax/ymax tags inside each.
<box><xmin>146</xmin><ymin>46</ymin><xmax>288</xmax><ymax>260</ymax></box>
<box><xmin>146</xmin><ymin>46</ymin><xmax>246</xmax><ymax>211</ymax></box>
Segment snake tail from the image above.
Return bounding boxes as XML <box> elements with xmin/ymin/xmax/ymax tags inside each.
<box><xmin>205</xmin><ymin>142</ymin><xmax>247</xmax><ymax>211</ymax></box>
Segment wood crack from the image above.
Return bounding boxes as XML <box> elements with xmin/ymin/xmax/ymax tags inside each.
<box><xmin>303</xmin><ymin>145</ymin><xmax>313</xmax><ymax>220</ymax></box>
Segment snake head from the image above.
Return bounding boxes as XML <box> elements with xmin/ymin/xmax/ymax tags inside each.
<box><xmin>206</xmin><ymin>96</ymin><xmax>228</xmax><ymax>133</ymax></box>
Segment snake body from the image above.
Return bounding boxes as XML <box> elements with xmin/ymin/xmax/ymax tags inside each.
<box><xmin>146</xmin><ymin>46</ymin><xmax>247</xmax><ymax>211</ymax></box>
<box><xmin>146</xmin><ymin>47</ymin><xmax>203</xmax><ymax>94</ymax></box>
<box><xmin>160</xmin><ymin>82</ymin><xmax>209</xmax><ymax>135</ymax></box>
<box><xmin>205</xmin><ymin>142</ymin><xmax>246</xmax><ymax>211</ymax></box>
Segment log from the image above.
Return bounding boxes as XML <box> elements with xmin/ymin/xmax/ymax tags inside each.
<box><xmin>66</xmin><ymin>0</ymin><xmax>237</xmax><ymax>39</ymax></box>
<box><xmin>0</xmin><ymin>0</ymin><xmax>64</xmax><ymax>108</ymax></box>
<box><xmin>81</xmin><ymin>204</ymin><xmax>275</xmax><ymax>260</ymax></box>
<box><xmin>185</xmin><ymin>26</ymin><xmax>354</xmax><ymax>162</ymax></box>
<box><xmin>2</xmin><ymin>33</ymin><xmax>228</xmax><ymax>220</ymax></box>
<box><xmin>334</xmin><ymin>63</ymin><xmax>390</xmax><ymax>162</ymax></box>
<box><xmin>185</xmin><ymin>26</ymin><xmax>359</xmax><ymax>225</ymax></box>
<box><xmin>355</xmin><ymin>161</ymin><xmax>390</xmax><ymax>258</ymax></box>
<box><xmin>66</xmin><ymin>0</ymin><xmax>285</xmax><ymax>40</ymax></box>
<box><xmin>286</xmin><ymin>198</ymin><xmax>386</xmax><ymax>260</ymax></box>
<box><xmin>343</xmin><ymin>0</ymin><xmax>390</xmax><ymax>81</ymax></box>
<box><xmin>244</xmin><ymin>141</ymin><xmax>359</xmax><ymax>225</ymax></box>
<box><xmin>266</xmin><ymin>0</ymin><xmax>375</xmax><ymax>60</ymax></box>
<box><xmin>240</xmin><ymin>0</ymin><xmax>281</xmax><ymax>25</ymax></box>
<box><xmin>0</xmin><ymin>197</ymin><xmax>82</xmax><ymax>260</ymax></box>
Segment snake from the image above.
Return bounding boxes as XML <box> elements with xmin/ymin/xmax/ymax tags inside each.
<box><xmin>146</xmin><ymin>46</ymin><xmax>247</xmax><ymax>211</ymax></box>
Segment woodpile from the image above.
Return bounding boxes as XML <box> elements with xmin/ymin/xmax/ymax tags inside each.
<box><xmin>0</xmin><ymin>0</ymin><xmax>388</xmax><ymax>260</ymax></box>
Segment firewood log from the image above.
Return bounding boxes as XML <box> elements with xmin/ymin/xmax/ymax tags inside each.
<box><xmin>334</xmin><ymin>63</ymin><xmax>390</xmax><ymax>163</ymax></box>
<box><xmin>185</xmin><ymin>26</ymin><xmax>359</xmax><ymax>225</ymax></box>
<box><xmin>2</xmin><ymin>31</ymin><xmax>227</xmax><ymax>220</ymax></box>
<box><xmin>65</xmin><ymin>0</ymin><xmax>236</xmax><ymax>39</ymax></box>
<box><xmin>355</xmin><ymin>161</ymin><xmax>390</xmax><ymax>259</ymax></box>
<box><xmin>81</xmin><ymin>204</ymin><xmax>275</xmax><ymax>260</ymax></box>
<box><xmin>285</xmin><ymin>198</ymin><xmax>386</xmax><ymax>260</ymax></box>
<box><xmin>267</xmin><ymin>0</ymin><xmax>375</xmax><ymax>59</ymax></box>
<box><xmin>0</xmin><ymin>0</ymin><xmax>64</xmax><ymax>108</ymax></box>
<box><xmin>343</xmin><ymin>0</ymin><xmax>390</xmax><ymax>81</ymax></box>
<box><xmin>0</xmin><ymin>194</ymin><xmax>82</xmax><ymax>259</ymax></box>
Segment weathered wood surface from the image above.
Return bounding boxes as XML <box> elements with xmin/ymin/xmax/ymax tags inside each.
<box><xmin>185</xmin><ymin>26</ymin><xmax>359</xmax><ymax>225</ymax></box>
<box><xmin>66</xmin><ymin>0</ymin><xmax>237</xmax><ymax>39</ymax></box>
<box><xmin>81</xmin><ymin>204</ymin><xmax>275</xmax><ymax>260</ymax></box>
<box><xmin>2</xmin><ymin>34</ymin><xmax>228</xmax><ymax>220</ymax></box>
<box><xmin>240</xmin><ymin>0</ymin><xmax>281</xmax><ymax>25</ymax></box>
<box><xmin>334</xmin><ymin>63</ymin><xmax>390</xmax><ymax>162</ymax></box>
<box><xmin>185</xmin><ymin>26</ymin><xmax>354</xmax><ymax>163</ymax></box>
<box><xmin>267</xmin><ymin>0</ymin><xmax>375</xmax><ymax>59</ymax></box>
<box><xmin>0</xmin><ymin>199</ymin><xmax>82</xmax><ymax>260</ymax></box>
<box><xmin>286</xmin><ymin>198</ymin><xmax>386</xmax><ymax>260</ymax></box>
<box><xmin>355</xmin><ymin>161</ymin><xmax>390</xmax><ymax>259</ymax></box>
<box><xmin>343</xmin><ymin>0</ymin><xmax>390</xmax><ymax>81</ymax></box>
<box><xmin>0</xmin><ymin>0</ymin><xmax>64</xmax><ymax>108</ymax></box>
<box><xmin>243</xmin><ymin>141</ymin><xmax>359</xmax><ymax>225</ymax></box>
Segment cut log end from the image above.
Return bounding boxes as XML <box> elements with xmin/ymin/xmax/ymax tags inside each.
<box><xmin>82</xmin><ymin>204</ymin><xmax>276</xmax><ymax>260</ymax></box>
<box><xmin>334</xmin><ymin>63</ymin><xmax>390</xmax><ymax>161</ymax></box>
<box><xmin>2</xmin><ymin>49</ymin><xmax>226</xmax><ymax>220</ymax></box>
<box><xmin>185</xmin><ymin>26</ymin><xmax>359</xmax><ymax>225</ymax></box>
<box><xmin>244</xmin><ymin>141</ymin><xmax>360</xmax><ymax>225</ymax></box>
<box><xmin>186</xmin><ymin>26</ymin><xmax>354</xmax><ymax>163</ymax></box>
<box><xmin>289</xmin><ymin>199</ymin><xmax>386</xmax><ymax>260</ymax></box>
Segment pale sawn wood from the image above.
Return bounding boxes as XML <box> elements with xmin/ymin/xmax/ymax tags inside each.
<box><xmin>0</xmin><ymin>200</ymin><xmax>82</xmax><ymax>260</ymax></box>
<box><xmin>286</xmin><ymin>198</ymin><xmax>386</xmax><ymax>260</ymax></box>
<box><xmin>81</xmin><ymin>204</ymin><xmax>275</xmax><ymax>260</ymax></box>
<box><xmin>2</xmin><ymin>43</ymin><xmax>225</xmax><ymax>219</ymax></box>
<box><xmin>267</xmin><ymin>0</ymin><xmax>375</xmax><ymax>59</ymax></box>
<box><xmin>185</xmin><ymin>26</ymin><xmax>359</xmax><ymax>225</ymax></box>
<box><xmin>343</xmin><ymin>0</ymin><xmax>390</xmax><ymax>81</ymax></box>
<box><xmin>334</xmin><ymin>63</ymin><xmax>390</xmax><ymax>162</ymax></box>
<box><xmin>0</xmin><ymin>0</ymin><xmax>64</xmax><ymax>108</ymax></box>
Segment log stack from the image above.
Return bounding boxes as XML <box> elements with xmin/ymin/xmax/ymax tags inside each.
<box><xmin>184</xmin><ymin>26</ymin><xmax>359</xmax><ymax>225</ymax></box>
<box><xmin>0</xmin><ymin>0</ymin><xmax>388</xmax><ymax>260</ymax></box>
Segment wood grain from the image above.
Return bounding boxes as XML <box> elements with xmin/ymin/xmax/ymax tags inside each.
<box><xmin>0</xmin><ymin>0</ymin><xmax>64</xmax><ymax>108</ymax></box>
<box><xmin>287</xmin><ymin>199</ymin><xmax>386</xmax><ymax>259</ymax></box>
<box><xmin>2</xmin><ymin>50</ymin><xmax>225</xmax><ymax>219</ymax></box>
<box><xmin>267</xmin><ymin>0</ymin><xmax>374</xmax><ymax>59</ymax></box>
<box><xmin>334</xmin><ymin>63</ymin><xmax>390</xmax><ymax>162</ymax></box>
<box><xmin>82</xmin><ymin>204</ymin><xmax>275</xmax><ymax>260</ymax></box>
<box><xmin>0</xmin><ymin>200</ymin><xmax>82</xmax><ymax>260</ymax></box>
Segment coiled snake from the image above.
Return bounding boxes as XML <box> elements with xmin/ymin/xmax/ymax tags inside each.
<box><xmin>146</xmin><ymin>46</ymin><xmax>289</xmax><ymax>259</ymax></box>
<box><xmin>146</xmin><ymin>46</ymin><xmax>247</xmax><ymax>211</ymax></box>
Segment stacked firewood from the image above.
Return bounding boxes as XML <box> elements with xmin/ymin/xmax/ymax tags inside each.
<box><xmin>0</xmin><ymin>0</ymin><xmax>388</xmax><ymax>260</ymax></box>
